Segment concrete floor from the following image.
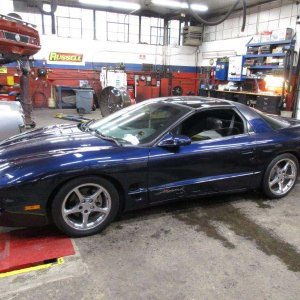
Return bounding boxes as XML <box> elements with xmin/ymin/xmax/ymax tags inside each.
<box><xmin>0</xmin><ymin>108</ymin><xmax>300</xmax><ymax>300</ymax></box>
<box><xmin>31</xmin><ymin>108</ymin><xmax>103</xmax><ymax>127</ymax></box>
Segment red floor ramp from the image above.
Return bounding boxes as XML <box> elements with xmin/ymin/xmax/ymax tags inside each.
<box><xmin>0</xmin><ymin>227</ymin><xmax>75</xmax><ymax>273</ymax></box>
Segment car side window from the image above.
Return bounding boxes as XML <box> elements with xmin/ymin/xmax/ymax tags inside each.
<box><xmin>172</xmin><ymin>109</ymin><xmax>245</xmax><ymax>142</ymax></box>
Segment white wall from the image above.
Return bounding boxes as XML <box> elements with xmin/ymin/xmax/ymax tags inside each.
<box><xmin>199</xmin><ymin>0</ymin><xmax>299</xmax><ymax>66</ymax></box>
<box><xmin>0</xmin><ymin>0</ymin><xmax>197</xmax><ymax>69</ymax></box>
<box><xmin>36</xmin><ymin>35</ymin><xmax>198</xmax><ymax>69</ymax></box>
<box><xmin>2</xmin><ymin>0</ymin><xmax>299</xmax><ymax>69</ymax></box>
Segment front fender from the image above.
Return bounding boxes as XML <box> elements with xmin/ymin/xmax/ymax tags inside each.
<box><xmin>0</xmin><ymin>146</ymin><xmax>149</xmax><ymax>226</ymax></box>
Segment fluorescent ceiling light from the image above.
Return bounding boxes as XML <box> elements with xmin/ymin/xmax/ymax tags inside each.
<box><xmin>190</xmin><ymin>3</ymin><xmax>208</xmax><ymax>12</ymax></box>
<box><xmin>79</xmin><ymin>0</ymin><xmax>141</xmax><ymax>10</ymax></box>
<box><xmin>152</xmin><ymin>0</ymin><xmax>189</xmax><ymax>9</ymax></box>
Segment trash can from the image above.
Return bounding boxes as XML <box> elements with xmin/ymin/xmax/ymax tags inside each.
<box><xmin>74</xmin><ymin>89</ymin><xmax>94</xmax><ymax>114</ymax></box>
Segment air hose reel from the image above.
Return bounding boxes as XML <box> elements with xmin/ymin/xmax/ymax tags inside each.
<box><xmin>188</xmin><ymin>0</ymin><xmax>247</xmax><ymax>32</ymax></box>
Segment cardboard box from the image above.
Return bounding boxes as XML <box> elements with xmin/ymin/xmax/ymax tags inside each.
<box><xmin>272</xmin><ymin>46</ymin><xmax>284</xmax><ymax>53</ymax></box>
<box><xmin>260</xmin><ymin>34</ymin><xmax>271</xmax><ymax>42</ymax></box>
<box><xmin>271</xmin><ymin>28</ymin><xmax>293</xmax><ymax>41</ymax></box>
<box><xmin>260</xmin><ymin>31</ymin><xmax>272</xmax><ymax>42</ymax></box>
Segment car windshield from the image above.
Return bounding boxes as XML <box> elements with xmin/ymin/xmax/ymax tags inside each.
<box><xmin>88</xmin><ymin>101</ymin><xmax>190</xmax><ymax>145</ymax></box>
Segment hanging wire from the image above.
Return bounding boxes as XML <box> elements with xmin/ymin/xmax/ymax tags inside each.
<box><xmin>187</xmin><ymin>0</ymin><xmax>247</xmax><ymax>32</ymax></box>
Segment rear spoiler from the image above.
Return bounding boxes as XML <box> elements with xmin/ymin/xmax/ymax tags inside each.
<box><xmin>0</xmin><ymin>14</ymin><xmax>36</xmax><ymax>28</ymax></box>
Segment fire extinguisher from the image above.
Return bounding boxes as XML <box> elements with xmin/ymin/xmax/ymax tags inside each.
<box><xmin>210</xmin><ymin>67</ymin><xmax>215</xmax><ymax>82</ymax></box>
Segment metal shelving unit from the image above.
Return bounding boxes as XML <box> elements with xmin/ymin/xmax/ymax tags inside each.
<box><xmin>246</xmin><ymin>39</ymin><xmax>294</xmax><ymax>47</ymax></box>
<box><xmin>248</xmin><ymin>65</ymin><xmax>285</xmax><ymax>69</ymax></box>
<box><xmin>243</xmin><ymin>39</ymin><xmax>295</xmax><ymax>73</ymax></box>
<box><xmin>243</xmin><ymin>38</ymin><xmax>295</xmax><ymax>75</ymax></box>
<box><xmin>244</xmin><ymin>53</ymin><xmax>285</xmax><ymax>58</ymax></box>
<box><xmin>242</xmin><ymin>37</ymin><xmax>296</xmax><ymax>109</ymax></box>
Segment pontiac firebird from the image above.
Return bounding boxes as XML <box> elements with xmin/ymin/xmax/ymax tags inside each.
<box><xmin>0</xmin><ymin>97</ymin><xmax>299</xmax><ymax>237</ymax></box>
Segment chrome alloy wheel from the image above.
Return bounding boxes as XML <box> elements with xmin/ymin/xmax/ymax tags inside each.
<box><xmin>268</xmin><ymin>158</ymin><xmax>297</xmax><ymax>196</ymax></box>
<box><xmin>62</xmin><ymin>183</ymin><xmax>111</xmax><ymax>231</ymax></box>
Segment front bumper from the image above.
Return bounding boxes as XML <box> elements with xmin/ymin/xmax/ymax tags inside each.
<box><xmin>0</xmin><ymin>211</ymin><xmax>48</xmax><ymax>227</ymax></box>
<box><xmin>0</xmin><ymin>198</ymin><xmax>48</xmax><ymax>227</ymax></box>
<box><xmin>0</xmin><ymin>197</ymin><xmax>5</xmax><ymax>213</ymax></box>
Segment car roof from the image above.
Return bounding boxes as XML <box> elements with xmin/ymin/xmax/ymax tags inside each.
<box><xmin>146</xmin><ymin>96</ymin><xmax>263</xmax><ymax>124</ymax></box>
<box><xmin>158</xmin><ymin>96</ymin><xmax>234</xmax><ymax>109</ymax></box>
<box><xmin>156</xmin><ymin>96</ymin><xmax>265</xmax><ymax>123</ymax></box>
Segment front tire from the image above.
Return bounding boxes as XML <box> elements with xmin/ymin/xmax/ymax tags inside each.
<box><xmin>262</xmin><ymin>153</ymin><xmax>298</xmax><ymax>199</ymax></box>
<box><xmin>51</xmin><ymin>176</ymin><xmax>120</xmax><ymax>237</ymax></box>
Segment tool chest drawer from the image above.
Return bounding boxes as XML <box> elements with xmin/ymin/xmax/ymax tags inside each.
<box><xmin>256</xmin><ymin>95</ymin><xmax>281</xmax><ymax>114</ymax></box>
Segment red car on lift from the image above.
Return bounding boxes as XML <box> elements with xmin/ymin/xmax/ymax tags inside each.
<box><xmin>0</xmin><ymin>14</ymin><xmax>41</xmax><ymax>131</ymax></box>
<box><xmin>0</xmin><ymin>14</ymin><xmax>41</xmax><ymax>64</ymax></box>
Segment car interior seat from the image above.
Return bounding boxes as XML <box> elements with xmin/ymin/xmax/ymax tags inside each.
<box><xmin>199</xmin><ymin>117</ymin><xmax>224</xmax><ymax>139</ymax></box>
<box><xmin>206</xmin><ymin>117</ymin><xmax>223</xmax><ymax>131</ymax></box>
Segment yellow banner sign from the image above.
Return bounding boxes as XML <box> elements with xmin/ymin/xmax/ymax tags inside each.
<box><xmin>0</xmin><ymin>67</ymin><xmax>8</xmax><ymax>74</ymax></box>
<box><xmin>48</xmin><ymin>52</ymin><xmax>83</xmax><ymax>63</ymax></box>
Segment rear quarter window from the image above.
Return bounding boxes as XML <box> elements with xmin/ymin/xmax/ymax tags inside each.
<box><xmin>254</xmin><ymin>109</ymin><xmax>290</xmax><ymax>130</ymax></box>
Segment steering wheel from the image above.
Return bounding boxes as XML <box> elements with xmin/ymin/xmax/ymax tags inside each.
<box><xmin>137</xmin><ymin>130</ymin><xmax>145</xmax><ymax>136</ymax></box>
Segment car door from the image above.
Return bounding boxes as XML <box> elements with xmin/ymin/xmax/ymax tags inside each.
<box><xmin>147</xmin><ymin>108</ymin><xmax>259</xmax><ymax>203</ymax></box>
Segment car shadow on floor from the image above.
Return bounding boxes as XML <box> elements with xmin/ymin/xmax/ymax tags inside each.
<box><xmin>119</xmin><ymin>190</ymin><xmax>271</xmax><ymax>223</ymax></box>
<box><xmin>117</xmin><ymin>191</ymin><xmax>300</xmax><ymax>273</ymax></box>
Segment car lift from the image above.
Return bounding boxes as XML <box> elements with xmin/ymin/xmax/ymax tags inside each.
<box><xmin>18</xmin><ymin>58</ymin><xmax>36</xmax><ymax>128</ymax></box>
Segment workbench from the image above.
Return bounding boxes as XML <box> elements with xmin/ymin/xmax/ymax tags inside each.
<box><xmin>199</xmin><ymin>89</ymin><xmax>282</xmax><ymax>114</ymax></box>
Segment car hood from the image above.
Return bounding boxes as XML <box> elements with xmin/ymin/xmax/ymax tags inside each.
<box><xmin>0</xmin><ymin>124</ymin><xmax>116</xmax><ymax>163</ymax></box>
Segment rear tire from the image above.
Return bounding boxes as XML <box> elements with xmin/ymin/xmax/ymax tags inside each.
<box><xmin>51</xmin><ymin>176</ymin><xmax>119</xmax><ymax>237</ymax></box>
<box><xmin>262</xmin><ymin>153</ymin><xmax>298</xmax><ymax>199</ymax></box>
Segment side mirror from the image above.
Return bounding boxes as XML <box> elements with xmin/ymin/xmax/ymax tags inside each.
<box><xmin>158</xmin><ymin>133</ymin><xmax>191</xmax><ymax>148</ymax></box>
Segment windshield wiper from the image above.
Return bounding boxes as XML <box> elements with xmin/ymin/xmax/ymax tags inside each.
<box><xmin>94</xmin><ymin>129</ymin><xmax>121</xmax><ymax>146</ymax></box>
<box><xmin>79</xmin><ymin>119</ymin><xmax>96</xmax><ymax>132</ymax></box>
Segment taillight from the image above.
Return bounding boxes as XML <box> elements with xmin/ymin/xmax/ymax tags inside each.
<box><xmin>0</xmin><ymin>31</ymin><xmax>4</xmax><ymax>38</ymax></box>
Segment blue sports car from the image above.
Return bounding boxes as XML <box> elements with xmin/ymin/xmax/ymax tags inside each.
<box><xmin>0</xmin><ymin>97</ymin><xmax>299</xmax><ymax>237</ymax></box>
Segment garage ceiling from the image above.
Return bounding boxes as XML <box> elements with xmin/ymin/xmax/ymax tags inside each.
<box><xmin>39</xmin><ymin>0</ymin><xmax>271</xmax><ymax>17</ymax></box>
